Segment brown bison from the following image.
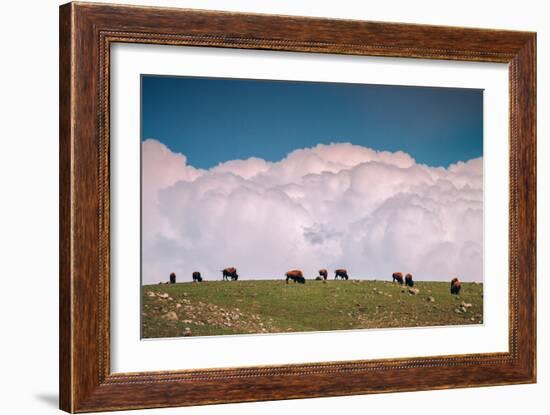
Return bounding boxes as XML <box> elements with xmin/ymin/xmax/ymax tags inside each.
<box><xmin>169</xmin><ymin>272</ymin><xmax>176</xmax><ymax>284</ymax></box>
<box><xmin>405</xmin><ymin>273</ymin><xmax>414</xmax><ymax>287</ymax></box>
<box><xmin>286</xmin><ymin>270</ymin><xmax>306</xmax><ymax>284</ymax></box>
<box><xmin>450</xmin><ymin>277</ymin><xmax>461</xmax><ymax>294</ymax></box>
<box><xmin>334</xmin><ymin>269</ymin><xmax>349</xmax><ymax>280</ymax></box>
<box><xmin>392</xmin><ymin>272</ymin><xmax>404</xmax><ymax>284</ymax></box>
<box><xmin>222</xmin><ymin>267</ymin><xmax>239</xmax><ymax>281</ymax></box>
<box><xmin>318</xmin><ymin>269</ymin><xmax>328</xmax><ymax>280</ymax></box>
<box><xmin>192</xmin><ymin>271</ymin><xmax>202</xmax><ymax>282</ymax></box>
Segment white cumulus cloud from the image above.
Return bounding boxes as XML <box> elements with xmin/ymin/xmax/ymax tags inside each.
<box><xmin>142</xmin><ymin>139</ymin><xmax>483</xmax><ymax>284</ymax></box>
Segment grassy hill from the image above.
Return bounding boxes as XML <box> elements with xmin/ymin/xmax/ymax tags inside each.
<box><xmin>141</xmin><ymin>279</ymin><xmax>483</xmax><ymax>338</ymax></box>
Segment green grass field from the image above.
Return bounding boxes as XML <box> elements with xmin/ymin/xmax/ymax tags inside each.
<box><xmin>141</xmin><ymin>279</ymin><xmax>483</xmax><ymax>338</ymax></box>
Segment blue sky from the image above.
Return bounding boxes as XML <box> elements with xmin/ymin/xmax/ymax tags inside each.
<box><xmin>141</xmin><ymin>75</ymin><xmax>483</xmax><ymax>169</ymax></box>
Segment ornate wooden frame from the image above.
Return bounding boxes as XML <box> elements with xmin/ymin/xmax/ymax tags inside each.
<box><xmin>59</xmin><ymin>2</ymin><xmax>536</xmax><ymax>412</ymax></box>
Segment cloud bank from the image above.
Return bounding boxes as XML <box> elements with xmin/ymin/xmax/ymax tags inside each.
<box><xmin>142</xmin><ymin>139</ymin><xmax>483</xmax><ymax>284</ymax></box>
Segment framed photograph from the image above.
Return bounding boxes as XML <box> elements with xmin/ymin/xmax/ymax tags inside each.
<box><xmin>59</xmin><ymin>2</ymin><xmax>536</xmax><ymax>412</ymax></box>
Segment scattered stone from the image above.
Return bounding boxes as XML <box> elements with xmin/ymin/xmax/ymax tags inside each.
<box><xmin>408</xmin><ymin>288</ymin><xmax>420</xmax><ymax>295</ymax></box>
<box><xmin>426</xmin><ymin>296</ymin><xmax>435</xmax><ymax>302</ymax></box>
<box><xmin>175</xmin><ymin>303</ymin><xmax>182</xmax><ymax>308</ymax></box>
<box><xmin>183</xmin><ymin>327</ymin><xmax>192</xmax><ymax>336</ymax></box>
<box><xmin>461</xmin><ymin>302</ymin><xmax>473</xmax><ymax>309</ymax></box>
<box><xmin>163</xmin><ymin>311</ymin><xmax>178</xmax><ymax>321</ymax></box>
<box><xmin>146</xmin><ymin>291</ymin><xmax>156</xmax><ymax>297</ymax></box>
<box><xmin>157</xmin><ymin>293</ymin><xmax>170</xmax><ymax>299</ymax></box>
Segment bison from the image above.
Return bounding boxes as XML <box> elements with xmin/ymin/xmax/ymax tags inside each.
<box><xmin>169</xmin><ymin>272</ymin><xmax>176</xmax><ymax>284</ymax></box>
<box><xmin>405</xmin><ymin>273</ymin><xmax>414</xmax><ymax>287</ymax></box>
<box><xmin>222</xmin><ymin>267</ymin><xmax>239</xmax><ymax>281</ymax></box>
<box><xmin>286</xmin><ymin>270</ymin><xmax>306</xmax><ymax>284</ymax></box>
<box><xmin>334</xmin><ymin>269</ymin><xmax>349</xmax><ymax>280</ymax></box>
<box><xmin>192</xmin><ymin>271</ymin><xmax>202</xmax><ymax>282</ymax></box>
<box><xmin>318</xmin><ymin>269</ymin><xmax>328</xmax><ymax>280</ymax></box>
<box><xmin>392</xmin><ymin>272</ymin><xmax>404</xmax><ymax>285</ymax></box>
<box><xmin>450</xmin><ymin>277</ymin><xmax>461</xmax><ymax>295</ymax></box>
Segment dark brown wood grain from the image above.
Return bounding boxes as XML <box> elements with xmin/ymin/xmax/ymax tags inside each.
<box><xmin>59</xmin><ymin>2</ymin><xmax>536</xmax><ymax>413</ymax></box>
<box><xmin>59</xmin><ymin>3</ymin><xmax>73</xmax><ymax>411</ymax></box>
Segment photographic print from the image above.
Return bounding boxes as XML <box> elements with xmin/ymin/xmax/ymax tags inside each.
<box><xmin>141</xmin><ymin>75</ymin><xmax>484</xmax><ymax>339</ymax></box>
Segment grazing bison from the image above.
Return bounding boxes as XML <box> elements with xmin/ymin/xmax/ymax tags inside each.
<box><xmin>392</xmin><ymin>272</ymin><xmax>404</xmax><ymax>285</ymax></box>
<box><xmin>222</xmin><ymin>267</ymin><xmax>239</xmax><ymax>281</ymax></box>
<box><xmin>405</xmin><ymin>273</ymin><xmax>414</xmax><ymax>287</ymax></box>
<box><xmin>334</xmin><ymin>269</ymin><xmax>349</xmax><ymax>280</ymax></box>
<box><xmin>318</xmin><ymin>269</ymin><xmax>328</xmax><ymax>280</ymax></box>
<box><xmin>169</xmin><ymin>272</ymin><xmax>176</xmax><ymax>284</ymax></box>
<box><xmin>286</xmin><ymin>269</ymin><xmax>306</xmax><ymax>284</ymax></box>
<box><xmin>192</xmin><ymin>271</ymin><xmax>202</xmax><ymax>282</ymax></box>
<box><xmin>315</xmin><ymin>276</ymin><xmax>323</xmax><ymax>281</ymax></box>
<box><xmin>450</xmin><ymin>277</ymin><xmax>462</xmax><ymax>295</ymax></box>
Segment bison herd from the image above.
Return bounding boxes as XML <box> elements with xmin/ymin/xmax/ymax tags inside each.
<box><xmin>285</xmin><ymin>268</ymin><xmax>348</xmax><ymax>283</ymax></box>
<box><xmin>391</xmin><ymin>272</ymin><xmax>414</xmax><ymax>287</ymax></box>
<box><xmin>165</xmin><ymin>269</ymin><xmax>463</xmax><ymax>294</ymax></box>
